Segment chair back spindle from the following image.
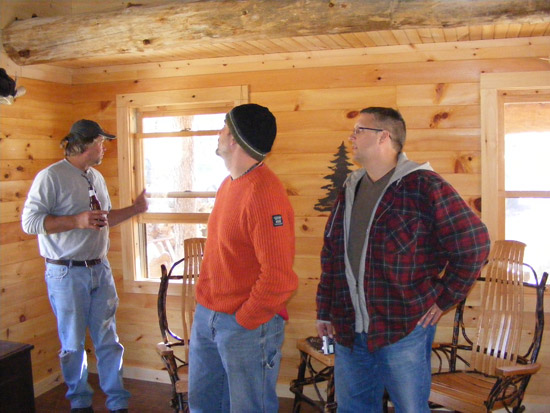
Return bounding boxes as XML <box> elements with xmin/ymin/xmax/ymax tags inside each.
<box><xmin>180</xmin><ymin>237</ymin><xmax>206</xmax><ymax>360</ymax></box>
<box><xmin>471</xmin><ymin>240</ymin><xmax>526</xmax><ymax>375</ymax></box>
<box><xmin>156</xmin><ymin>237</ymin><xmax>206</xmax><ymax>413</ymax></box>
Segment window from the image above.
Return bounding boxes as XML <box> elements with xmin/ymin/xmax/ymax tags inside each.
<box><xmin>140</xmin><ymin>112</ymin><xmax>226</xmax><ymax>278</ymax></box>
<box><xmin>116</xmin><ymin>86</ymin><xmax>248</xmax><ymax>289</ymax></box>
<box><xmin>481</xmin><ymin>73</ymin><xmax>550</xmax><ymax>283</ymax></box>
<box><xmin>503</xmin><ymin>103</ymin><xmax>550</xmax><ymax>280</ymax></box>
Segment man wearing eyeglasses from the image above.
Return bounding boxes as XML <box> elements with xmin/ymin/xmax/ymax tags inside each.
<box><xmin>316</xmin><ymin>107</ymin><xmax>490</xmax><ymax>412</ymax></box>
<box><xmin>22</xmin><ymin>119</ymin><xmax>148</xmax><ymax>413</ymax></box>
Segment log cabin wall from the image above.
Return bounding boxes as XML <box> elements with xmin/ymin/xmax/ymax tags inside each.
<box><xmin>1</xmin><ymin>5</ymin><xmax>550</xmax><ymax>409</ymax></box>
<box><xmin>0</xmin><ymin>72</ymin><xmax>75</xmax><ymax>394</ymax></box>
<box><xmin>68</xmin><ymin>41</ymin><xmax>550</xmax><ymax>405</ymax></box>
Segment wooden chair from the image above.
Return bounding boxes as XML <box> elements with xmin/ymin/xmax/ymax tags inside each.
<box><xmin>289</xmin><ymin>336</ymin><xmax>336</xmax><ymax>413</ymax></box>
<box><xmin>156</xmin><ymin>237</ymin><xmax>206</xmax><ymax>413</ymax></box>
<box><xmin>430</xmin><ymin>240</ymin><xmax>548</xmax><ymax>413</ymax></box>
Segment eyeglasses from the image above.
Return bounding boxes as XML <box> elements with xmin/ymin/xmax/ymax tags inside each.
<box><xmin>352</xmin><ymin>126</ymin><xmax>384</xmax><ymax>136</ymax></box>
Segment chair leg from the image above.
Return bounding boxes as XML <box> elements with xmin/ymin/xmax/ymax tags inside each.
<box><xmin>292</xmin><ymin>351</ymin><xmax>308</xmax><ymax>413</ymax></box>
<box><xmin>325</xmin><ymin>370</ymin><xmax>336</xmax><ymax>412</ymax></box>
<box><xmin>177</xmin><ymin>392</ymin><xmax>187</xmax><ymax>413</ymax></box>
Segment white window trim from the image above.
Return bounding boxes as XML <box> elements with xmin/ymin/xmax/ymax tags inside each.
<box><xmin>116</xmin><ymin>85</ymin><xmax>249</xmax><ymax>294</ymax></box>
<box><xmin>480</xmin><ymin>72</ymin><xmax>550</xmax><ymax>242</ymax></box>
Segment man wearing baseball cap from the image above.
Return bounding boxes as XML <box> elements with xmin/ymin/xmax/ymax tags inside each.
<box><xmin>188</xmin><ymin>104</ymin><xmax>298</xmax><ymax>412</ymax></box>
<box><xmin>22</xmin><ymin>119</ymin><xmax>148</xmax><ymax>413</ymax></box>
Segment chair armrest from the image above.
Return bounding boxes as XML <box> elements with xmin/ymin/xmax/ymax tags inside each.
<box><xmin>432</xmin><ymin>341</ymin><xmax>472</xmax><ymax>348</ymax></box>
<box><xmin>432</xmin><ymin>341</ymin><xmax>452</xmax><ymax>349</ymax></box>
<box><xmin>432</xmin><ymin>342</ymin><xmax>472</xmax><ymax>351</ymax></box>
<box><xmin>156</xmin><ymin>342</ymin><xmax>174</xmax><ymax>357</ymax></box>
<box><xmin>496</xmin><ymin>363</ymin><xmax>541</xmax><ymax>377</ymax></box>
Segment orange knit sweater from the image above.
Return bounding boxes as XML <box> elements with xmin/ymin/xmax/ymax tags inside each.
<box><xmin>196</xmin><ymin>164</ymin><xmax>298</xmax><ymax>330</ymax></box>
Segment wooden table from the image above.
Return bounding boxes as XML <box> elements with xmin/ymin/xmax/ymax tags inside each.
<box><xmin>0</xmin><ymin>340</ymin><xmax>36</xmax><ymax>413</ymax></box>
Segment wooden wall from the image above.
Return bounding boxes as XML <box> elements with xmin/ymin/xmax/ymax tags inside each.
<box><xmin>0</xmin><ymin>75</ymin><xmax>74</xmax><ymax>394</ymax></box>
<box><xmin>1</xmin><ymin>36</ymin><xmax>550</xmax><ymax>407</ymax></box>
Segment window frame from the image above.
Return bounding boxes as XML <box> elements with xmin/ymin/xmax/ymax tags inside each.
<box><xmin>116</xmin><ymin>86</ymin><xmax>249</xmax><ymax>293</ymax></box>
<box><xmin>480</xmin><ymin>72</ymin><xmax>550</xmax><ymax>242</ymax></box>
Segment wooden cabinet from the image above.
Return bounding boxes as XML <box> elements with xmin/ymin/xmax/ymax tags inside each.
<box><xmin>0</xmin><ymin>341</ymin><xmax>35</xmax><ymax>413</ymax></box>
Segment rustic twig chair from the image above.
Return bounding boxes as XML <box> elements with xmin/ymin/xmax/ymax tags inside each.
<box><xmin>289</xmin><ymin>336</ymin><xmax>336</xmax><ymax>413</ymax></box>
<box><xmin>430</xmin><ymin>240</ymin><xmax>548</xmax><ymax>413</ymax></box>
<box><xmin>156</xmin><ymin>237</ymin><xmax>206</xmax><ymax>413</ymax></box>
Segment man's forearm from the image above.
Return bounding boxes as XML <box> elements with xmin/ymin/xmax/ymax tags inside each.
<box><xmin>108</xmin><ymin>190</ymin><xmax>148</xmax><ymax>227</ymax></box>
<box><xmin>108</xmin><ymin>205</ymin><xmax>139</xmax><ymax>227</ymax></box>
<box><xmin>44</xmin><ymin>214</ymin><xmax>78</xmax><ymax>234</ymax></box>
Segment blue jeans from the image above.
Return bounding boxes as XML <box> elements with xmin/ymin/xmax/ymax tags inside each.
<box><xmin>188</xmin><ymin>303</ymin><xmax>284</xmax><ymax>413</ymax></box>
<box><xmin>334</xmin><ymin>324</ymin><xmax>436</xmax><ymax>413</ymax></box>
<box><xmin>45</xmin><ymin>259</ymin><xmax>130</xmax><ymax>410</ymax></box>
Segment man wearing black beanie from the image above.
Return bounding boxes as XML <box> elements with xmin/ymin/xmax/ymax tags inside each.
<box><xmin>188</xmin><ymin>104</ymin><xmax>298</xmax><ymax>412</ymax></box>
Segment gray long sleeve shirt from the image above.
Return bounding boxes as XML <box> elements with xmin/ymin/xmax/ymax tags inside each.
<box><xmin>22</xmin><ymin>159</ymin><xmax>112</xmax><ymax>260</ymax></box>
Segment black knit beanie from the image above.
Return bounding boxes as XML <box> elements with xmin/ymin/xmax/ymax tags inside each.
<box><xmin>225</xmin><ymin>104</ymin><xmax>277</xmax><ymax>161</ymax></box>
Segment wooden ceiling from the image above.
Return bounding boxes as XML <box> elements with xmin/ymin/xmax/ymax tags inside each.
<box><xmin>52</xmin><ymin>22</ymin><xmax>550</xmax><ymax>69</ymax></box>
<box><xmin>2</xmin><ymin>0</ymin><xmax>550</xmax><ymax>69</ymax></box>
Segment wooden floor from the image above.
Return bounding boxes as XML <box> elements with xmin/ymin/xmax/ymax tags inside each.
<box><xmin>35</xmin><ymin>374</ymin><xmax>455</xmax><ymax>412</ymax></box>
<box><xmin>34</xmin><ymin>373</ymin><xmax>316</xmax><ymax>412</ymax></box>
<box><xmin>34</xmin><ymin>373</ymin><xmax>462</xmax><ymax>412</ymax></box>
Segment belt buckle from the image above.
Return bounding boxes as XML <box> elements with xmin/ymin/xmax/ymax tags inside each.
<box><xmin>84</xmin><ymin>260</ymin><xmax>90</xmax><ymax>268</ymax></box>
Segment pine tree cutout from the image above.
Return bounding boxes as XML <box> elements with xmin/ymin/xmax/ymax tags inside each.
<box><xmin>315</xmin><ymin>141</ymin><xmax>353</xmax><ymax>212</ymax></box>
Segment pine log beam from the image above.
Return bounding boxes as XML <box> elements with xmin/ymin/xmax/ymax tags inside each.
<box><xmin>2</xmin><ymin>0</ymin><xmax>550</xmax><ymax>66</ymax></box>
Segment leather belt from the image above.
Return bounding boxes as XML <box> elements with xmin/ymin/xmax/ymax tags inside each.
<box><xmin>45</xmin><ymin>258</ymin><xmax>102</xmax><ymax>267</ymax></box>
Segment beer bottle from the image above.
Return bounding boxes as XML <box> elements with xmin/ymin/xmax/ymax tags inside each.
<box><xmin>88</xmin><ymin>184</ymin><xmax>101</xmax><ymax>211</ymax></box>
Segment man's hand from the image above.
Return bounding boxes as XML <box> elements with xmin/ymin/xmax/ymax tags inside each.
<box><xmin>74</xmin><ymin>210</ymin><xmax>108</xmax><ymax>230</ymax></box>
<box><xmin>44</xmin><ymin>210</ymin><xmax>108</xmax><ymax>234</ymax></box>
<box><xmin>418</xmin><ymin>303</ymin><xmax>443</xmax><ymax>327</ymax></box>
<box><xmin>316</xmin><ymin>320</ymin><xmax>335</xmax><ymax>338</ymax></box>
<box><xmin>107</xmin><ymin>189</ymin><xmax>149</xmax><ymax>227</ymax></box>
<box><xmin>133</xmin><ymin>189</ymin><xmax>148</xmax><ymax>214</ymax></box>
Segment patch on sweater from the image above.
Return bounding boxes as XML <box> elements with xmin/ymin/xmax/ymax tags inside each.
<box><xmin>272</xmin><ymin>215</ymin><xmax>283</xmax><ymax>227</ymax></box>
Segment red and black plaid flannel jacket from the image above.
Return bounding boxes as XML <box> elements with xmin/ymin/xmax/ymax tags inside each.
<box><xmin>316</xmin><ymin>169</ymin><xmax>490</xmax><ymax>351</ymax></box>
